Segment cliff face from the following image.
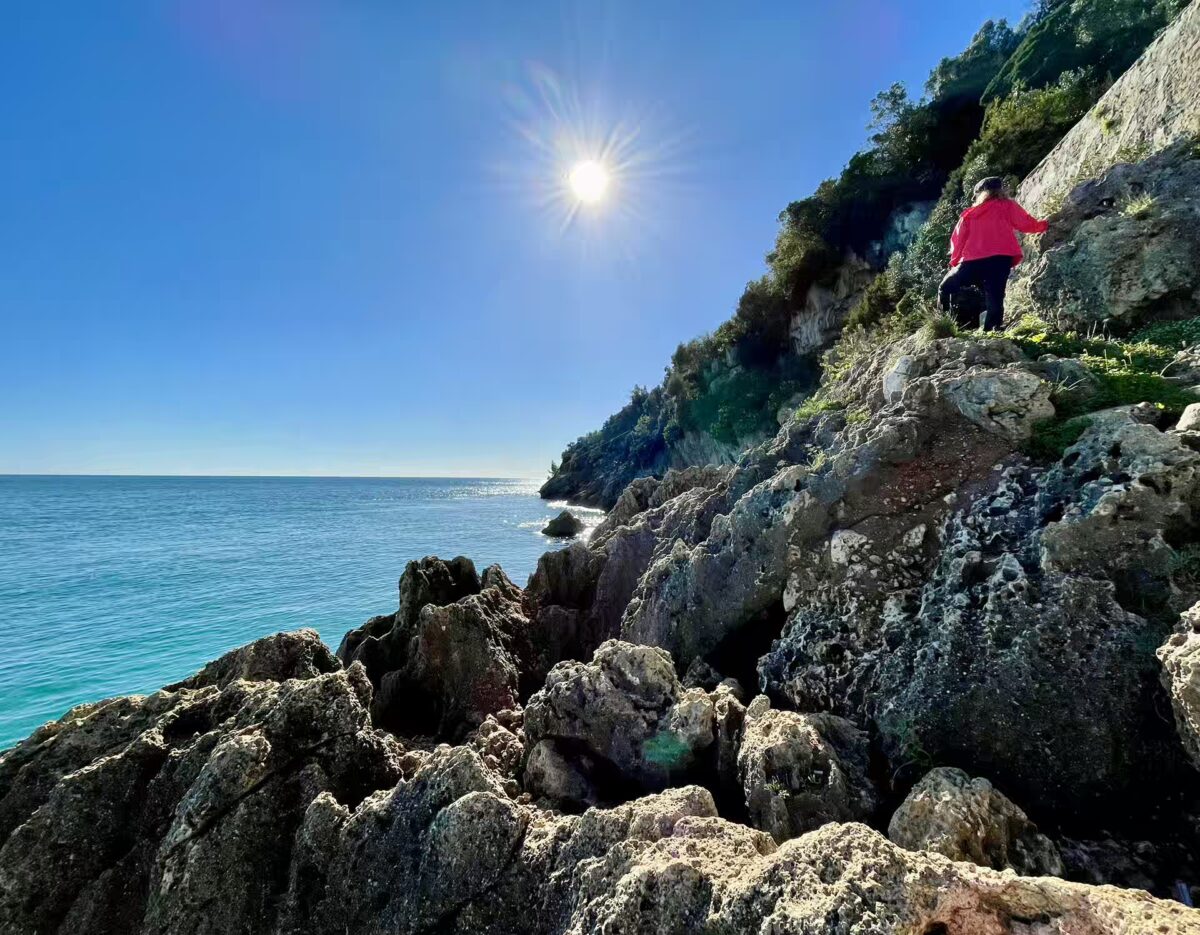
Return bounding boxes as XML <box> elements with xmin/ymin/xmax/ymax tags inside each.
<box><xmin>1019</xmin><ymin>0</ymin><xmax>1200</xmax><ymax>215</ymax></box>
<box><xmin>7</xmin><ymin>4</ymin><xmax>1200</xmax><ymax>934</ymax></box>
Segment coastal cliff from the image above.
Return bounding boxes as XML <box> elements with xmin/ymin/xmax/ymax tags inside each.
<box><xmin>7</xmin><ymin>2</ymin><xmax>1200</xmax><ymax>933</ymax></box>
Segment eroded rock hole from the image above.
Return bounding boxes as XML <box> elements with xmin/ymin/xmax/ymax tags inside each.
<box><xmin>705</xmin><ymin>599</ymin><xmax>788</xmax><ymax>697</ymax></box>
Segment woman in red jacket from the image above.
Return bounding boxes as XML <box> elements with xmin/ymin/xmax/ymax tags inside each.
<box><xmin>939</xmin><ymin>176</ymin><xmax>1049</xmax><ymax>331</ymax></box>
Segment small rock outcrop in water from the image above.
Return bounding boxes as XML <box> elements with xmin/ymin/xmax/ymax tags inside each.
<box><xmin>888</xmin><ymin>766</ymin><xmax>1063</xmax><ymax>876</ymax></box>
<box><xmin>541</xmin><ymin>509</ymin><xmax>584</xmax><ymax>537</ymax></box>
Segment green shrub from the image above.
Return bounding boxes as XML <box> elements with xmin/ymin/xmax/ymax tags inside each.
<box><xmin>984</xmin><ymin>0</ymin><xmax>1188</xmax><ymax>101</ymax></box>
<box><xmin>1169</xmin><ymin>545</ymin><xmax>1200</xmax><ymax>585</ymax></box>
<box><xmin>793</xmin><ymin>393</ymin><xmax>844</xmax><ymax>422</ymax></box>
<box><xmin>920</xmin><ymin>312</ymin><xmax>959</xmax><ymax>341</ymax></box>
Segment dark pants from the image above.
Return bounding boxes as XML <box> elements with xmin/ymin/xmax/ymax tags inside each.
<box><xmin>938</xmin><ymin>255</ymin><xmax>1012</xmax><ymax>332</ymax></box>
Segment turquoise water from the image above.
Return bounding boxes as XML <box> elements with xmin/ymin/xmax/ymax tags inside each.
<box><xmin>0</xmin><ymin>475</ymin><xmax>596</xmax><ymax>749</ymax></box>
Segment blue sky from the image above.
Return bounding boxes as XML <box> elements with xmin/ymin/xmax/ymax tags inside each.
<box><xmin>1</xmin><ymin>0</ymin><xmax>1030</xmax><ymax>477</ymax></box>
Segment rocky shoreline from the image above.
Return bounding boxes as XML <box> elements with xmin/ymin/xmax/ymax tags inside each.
<box><xmin>7</xmin><ymin>3</ymin><xmax>1200</xmax><ymax>932</ymax></box>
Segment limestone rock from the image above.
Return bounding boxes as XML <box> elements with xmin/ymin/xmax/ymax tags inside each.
<box><xmin>889</xmin><ymin>766</ymin><xmax>1063</xmax><ymax>876</ymax></box>
<box><xmin>0</xmin><ymin>632</ymin><xmax>407</xmax><ymax>935</ymax></box>
<box><xmin>1023</xmin><ymin>145</ymin><xmax>1200</xmax><ymax>331</ymax></box>
<box><xmin>1021</xmin><ymin>0</ymin><xmax>1200</xmax><ymax>215</ymax></box>
<box><xmin>3</xmin><ymin>636</ymin><xmax>1199</xmax><ymax>933</ymax></box>
<box><xmin>170</xmin><ymin>627</ymin><xmax>339</xmax><ymax>690</ymax></box>
<box><xmin>521</xmin><ymin>640</ymin><xmax>716</xmax><ymax>807</ymax></box>
<box><xmin>542</xmin><ymin>509</ymin><xmax>584</xmax><ymax>538</ymax></box>
<box><xmin>1177</xmin><ymin>402</ymin><xmax>1200</xmax><ymax>434</ymax></box>
<box><xmin>763</xmin><ymin>402</ymin><xmax>1200</xmax><ymax>824</ymax></box>
<box><xmin>1158</xmin><ymin>602</ymin><xmax>1200</xmax><ymax>770</ymax></box>
<box><xmin>933</xmin><ymin>366</ymin><xmax>1054</xmax><ymax>443</ymax></box>
<box><xmin>736</xmin><ymin>700</ymin><xmax>878</xmax><ymax>842</ymax></box>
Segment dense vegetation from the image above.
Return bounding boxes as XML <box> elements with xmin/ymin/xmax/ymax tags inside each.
<box><xmin>544</xmin><ymin>0</ymin><xmax>1190</xmax><ymax>505</ymax></box>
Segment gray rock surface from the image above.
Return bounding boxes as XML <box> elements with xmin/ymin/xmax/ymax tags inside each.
<box><xmin>1023</xmin><ymin>146</ymin><xmax>1200</xmax><ymax>331</ymax></box>
<box><xmin>0</xmin><ymin>631</ymin><xmax>408</xmax><ymax>935</ymax></box>
<box><xmin>4</xmin><ymin>669</ymin><xmax>1196</xmax><ymax>935</ymax></box>
<box><xmin>337</xmin><ymin>556</ymin><xmax>533</xmax><ymax>738</ymax></box>
<box><xmin>736</xmin><ymin>700</ymin><xmax>878</xmax><ymax>842</ymax></box>
<box><xmin>1020</xmin><ymin>0</ymin><xmax>1200</xmax><ymax>216</ymax></box>
<box><xmin>521</xmin><ymin>640</ymin><xmax>716</xmax><ymax>807</ymax></box>
<box><xmin>1158</xmin><ymin>600</ymin><xmax>1200</xmax><ymax>769</ymax></box>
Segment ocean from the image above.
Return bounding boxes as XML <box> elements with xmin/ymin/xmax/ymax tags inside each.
<box><xmin>0</xmin><ymin>475</ymin><xmax>598</xmax><ymax>749</ymax></box>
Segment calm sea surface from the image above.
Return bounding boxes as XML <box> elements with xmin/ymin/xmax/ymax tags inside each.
<box><xmin>0</xmin><ymin>475</ymin><xmax>598</xmax><ymax>748</ymax></box>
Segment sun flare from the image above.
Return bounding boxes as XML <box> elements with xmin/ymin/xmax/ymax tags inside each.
<box><xmin>568</xmin><ymin>160</ymin><xmax>610</xmax><ymax>203</ymax></box>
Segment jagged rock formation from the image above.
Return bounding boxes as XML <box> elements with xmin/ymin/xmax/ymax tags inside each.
<box><xmin>736</xmin><ymin>699</ymin><xmax>878</xmax><ymax>843</ymax></box>
<box><xmin>788</xmin><ymin>252</ymin><xmax>876</xmax><ymax>353</ymax></box>
<box><xmin>8</xmin><ymin>4</ymin><xmax>1200</xmax><ymax>932</ymax></box>
<box><xmin>522</xmin><ymin>640</ymin><xmax>717</xmax><ymax>808</ymax></box>
<box><xmin>889</xmin><ymin>767</ymin><xmax>1063</xmax><ymax>876</ymax></box>
<box><xmin>337</xmin><ymin>556</ymin><xmax>534</xmax><ymax>738</ymax></box>
<box><xmin>1024</xmin><ymin>143</ymin><xmax>1200</xmax><ymax>331</ymax></box>
<box><xmin>3</xmin><ymin>635</ymin><xmax>1198</xmax><ymax>934</ymax></box>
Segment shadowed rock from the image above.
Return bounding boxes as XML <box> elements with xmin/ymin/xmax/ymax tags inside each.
<box><xmin>522</xmin><ymin>640</ymin><xmax>717</xmax><ymax>808</ymax></box>
<box><xmin>337</xmin><ymin>556</ymin><xmax>533</xmax><ymax>739</ymax></box>
<box><xmin>542</xmin><ymin>510</ymin><xmax>584</xmax><ymax>538</ymax></box>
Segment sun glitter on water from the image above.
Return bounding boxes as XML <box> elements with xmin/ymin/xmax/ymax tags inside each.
<box><xmin>567</xmin><ymin>159</ymin><xmax>610</xmax><ymax>203</ymax></box>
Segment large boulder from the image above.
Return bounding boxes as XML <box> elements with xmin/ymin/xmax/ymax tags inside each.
<box><xmin>622</xmin><ymin>336</ymin><xmax>1027</xmax><ymax>679</ymax></box>
<box><xmin>337</xmin><ymin>556</ymin><xmax>533</xmax><ymax>738</ymax></box>
<box><xmin>736</xmin><ymin>699</ymin><xmax>878</xmax><ymax>842</ymax></box>
<box><xmin>1023</xmin><ymin>145</ymin><xmax>1200</xmax><ymax>332</ymax></box>
<box><xmin>888</xmin><ymin>766</ymin><xmax>1063</xmax><ymax>876</ymax></box>
<box><xmin>765</xmin><ymin>404</ymin><xmax>1200</xmax><ymax>824</ymax></box>
<box><xmin>521</xmin><ymin>640</ymin><xmax>716</xmax><ymax>807</ymax></box>
<box><xmin>1158</xmin><ymin>601</ymin><xmax>1200</xmax><ymax>770</ymax></box>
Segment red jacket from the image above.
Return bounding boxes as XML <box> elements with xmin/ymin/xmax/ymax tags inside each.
<box><xmin>949</xmin><ymin>197</ymin><xmax>1048</xmax><ymax>268</ymax></box>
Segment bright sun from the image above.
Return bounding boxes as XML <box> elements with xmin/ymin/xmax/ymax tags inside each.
<box><xmin>568</xmin><ymin>159</ymin><xmax>610</xmax><ymax>203</ymax></box>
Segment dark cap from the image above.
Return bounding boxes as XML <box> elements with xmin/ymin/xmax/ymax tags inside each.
<box><xmin>973</xmin><ymin>176</ymin><xmax>1005</xmax><ymax>195</ymax></box>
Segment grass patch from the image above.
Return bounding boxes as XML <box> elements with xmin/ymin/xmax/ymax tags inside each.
<box><xmin>1120</xmin><ymin>193</ymin><xmax>1155</xmax><ymax>219</ymax></box>
<box><xmin>1023</xmin><ymin>415</ymin><xmax>1093</xmax><ymax>461</ymax></box>
<box><xmin>1011</xmin><ymin>313</ymin><xmax>1200</xmax><ymax>461</ymax></box>
<box><xmin>1129</xmin><ymin>317</ymin><xmax>1200</xmax><ymax>351</ymax></box>
<box><xmin>1169</xmin><ymin>545</ymin><xmax>1200</xmax><ymax>586</ymax></box>
<box><xmin>919</xmin><ymin>312</ymin><xmax>958</xmax><ymax>341</ymax></box>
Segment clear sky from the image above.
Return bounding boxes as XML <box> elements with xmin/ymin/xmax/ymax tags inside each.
<box><xmin>1</xmin><ymin>0</ymin><xmax>1031</xmax><ymax>478</ymax></box>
